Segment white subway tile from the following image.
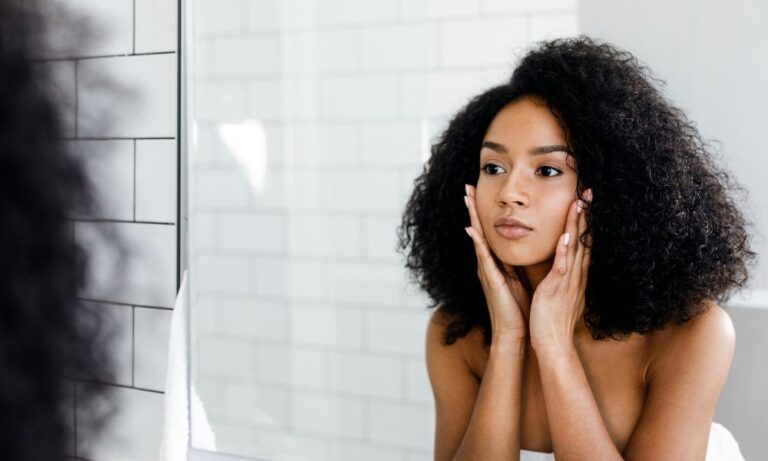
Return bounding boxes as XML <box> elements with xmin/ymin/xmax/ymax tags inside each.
<box><xmin>482</xmin><ymin>0</ymin><xmax>576</xmax><ymax>13</ymax></box>
<box><xmin>194</xmin><ymin>0</ymin><xmax>247</xmax><ymax>34</ymax></box>
<box><xmin>528</xmin><ymin>12</ymin><xmax>580</xmax><ymax>43</ymax></box>
<box><xmin>197</xmin><ymin>337</ymin><xmax>255</xmax><ymax>379</ymax></box>
<box><xmin>281</xmin><ymin>78</ymin><xmax>321</xmax><ymax>121</ymax></box>
<box><xmin>66</xmin><ymin>0</ymin><xmax>133</xmax><ymax>56</ymax></box>
<box><xmin>134</xmin><ymin>307</ymin><xmax>172</xmax><ymax>391</ymax></box>
<box><xmin>405</xmin><ymin>449</ymin><xmax>434</xmax><ymax>461</ymax></box>
<box><xmin>292</xmin><ymin>391</ymin><xmax>365</xmax><ymax>438</ymax></box>
<box><xmin>224</xmin><ymin>425</ymin><xmax>333</xmax><ymax>461</ymax></box>
<box><xmin>219</xmin><ymin>211</ymin><xmax>287</xmax><ymax>252</ymax></box>
<box><xmin>439</xmin><ymin>17</ymin><xmax>527</xmax><ymax>66</ymax></box>
<box><xmin>318</xmin><ymin>0</ymin><xmax>398</xmax><ymax>26</ymax></box>
<box><xmin>190</xmin><ymin>295</ymin><xmax>220</xmax><ymax>335</ymax></box>
<box><xmin>323</xmin><ymin>169</ymin><xmax>402</xmax><ymax>213</ymax></box>
<box><xmin>359</xmin><ymin>24</ymin><xmax>438</xmax><ymax>70</ymax></box>
<box><xmin>256</xmin><ymin>343</ymin><xmax>326</xmax><ymax>389</ymax></box>
<box><xmin>406</xmin><ymin>356</ymin><xmax>433</xmax><ymax>404</ymax></box>
<box><xmin>136</xmin><ymin>139</ymin><xmax>177</xmax><ymax>223</ymax></box>
<box><xmin>247</xmin><ymin>80</ymin><xmax>285</xmax><ymax>120</ymax></box>
<box><xmin>366</xmin><ymin>309</ymin><xmax>431</xmax><ymax>355</ymax></box>
<box><xmin>245</xmin><ymin>0</ymin><xmax>283</xmax><ymax>31</ymax></box>
<box><xmin>369</xmin><ymin>400</ymin><xmax>434</xmax><ymax>450</ymax></box>
<box><xmin>361</xmin><ymin>215</ymin><xmax>402</xmax><ymax>262</ymax></box>
<box><xmin>401</xmin><ymin>69</ymin><xmax>497</xmax><ymax>117</ymax></box>
<box><xmin>283</xmin><ymin>169</ymin><xmax>324</xmax><ymax>210</ymax></box>
<box><xmin>288</xmin><ymin>214</ymin><xmax>361</xmax><ymax>258</ymax></box>
<box><xmin>250</xmin><ymin>256</ymin><xmax>292</xmax><ymax>298</ymax></box>
<box><xmin>195</xmin><ymin>81</ymin><xmax>250</xmax><ymax>122</ymax></box>
<box><xmin>319</xmin><ymin>75</ymin><xmax>400</xmax><ymax>119</ymax></box>
<box><xmin>283</xmin><ymin>121</ymin><xmax>361</xmax><ymax>167</ymax></box>
<box><xmin>135</xmin><ymin>0</ymin><xmax>178</xmax><ymax>53</ymax></box>
<box><xmin>38</xmin><ymin>61</ymin><xmax>76</xmax><ymax>137</ymax></box>
<box><xmin>78</xmin><ymin>54</ymin><xmax>177</xmax><ymax>138</ymax></box>
<box><xmin>68</xmin><ymin>140</ymin><xmax>134</xmax><ymax>221</ymax></box>
<box><xmin>331</xmin><ymin>439</ymin><xmax>407</xmax><ymax>461</ymax></box>
<box><xmin>290</xmin><ymin>303</ymin><xmax>363</xmax><ymax>348</ymax></box>
<box><xmin>224</xmin><ymin>383</ymin><xmax>290</xmax><ymax>427</ymax></box>
<box><xmin>327</xmin><ymin>350</ymin><xmax>402</xmax><ymax>398</ymax></box>
<box><xmin>189</xmin><ymin>210</ymin><xmax>219</xmax><ymax>253</ymax></box>
<box><xmin>211</xmin><ymin>35</ymin><xmax>281</xmax><ymax>77</ymax></box>
<box><xmin>193</xmin><ymin>377</ymin><xmax>224</xmax><ymax>418</ymax></box>
<box><xmin>327</xmin><ymin>261</ymin><xmax>405</xmax><ymax>307</ymax></box>
<box><xmin>194</xmin><ymin>168</ymin><xmax>255</xmax><ymax>208</ymax></box>
<box><xmin>193</xmin><ymin>252</ymin><xmax>250</xmax><ymax>294</ymax></box>
<box><xmin>79</xmin><ymin>301</ymin><xmax>132</xmax><ymax>386</ymax></box>
<box><xmin>400</xmin><ymin>0</ymin><xmax>481</xmax><ymax>19</ymax></box>
<box><xmin>75</xmin><ymin>221</ymin><xmax>177</xmax><ymax>307</ymax></box>
<box><xmin>76</xmin><ymin>386</ymin><xmax>164</xmax><ymax>461</ymax></box>
<box><xmin>360</xmin><ymin>120</ymin><xmax>423</xmax><ymax>166</ymax></box>
<box><xmin>218</xmin><ymin>297</ymin><xmax>289</xmax><ymax>341</ymax></box>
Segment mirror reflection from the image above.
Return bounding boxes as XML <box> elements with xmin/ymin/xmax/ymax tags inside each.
<box><xmin>186</xmin><ymin>1</ymin><xmax>768</xmax><ymax>460</ymax></box>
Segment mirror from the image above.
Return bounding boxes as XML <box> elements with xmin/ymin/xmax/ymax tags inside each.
<box><xmin>185</xmin><ymin>1</ymin><xmax>768</xmax><ymax>460</ymax></box>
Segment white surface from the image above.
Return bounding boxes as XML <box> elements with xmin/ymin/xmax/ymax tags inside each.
<box><xmin>78</xmin><ymin>54</ymin><xmax>177</xmax><ymax>138</ymax></box>
<box><xmin>135</xmin><ymin>0</ymin><xmax>178</xmax><ymax>53</ymax></box>
<box><xmin>135</xmin><ymin>307</ymin><xmax>173</xmax><ymax>391</ymax></box>
<box><xmin>136</xmin><ymin>139</ymin><xmax>178</xmax><ymax>223</ymax></box>
<box><xmin>70</xmin><ymin>140</ymin><xmax>135</xmax><ymax>221</ymax></box>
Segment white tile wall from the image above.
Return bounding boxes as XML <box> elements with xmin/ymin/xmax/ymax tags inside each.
<box><xmin>76</xmin><ymin>385</ymin><xmax>165</xmax><ymax>461</ymax></box>
<box><xmin>135</xmin><ymin>0</ymin><xmax>178</xmax><ymax>53</ymax></box>
<box><xmin>134</xmin><ymin>307</ymin><xmax>173</xmax><ymax>391</ymax></box>
<box><xmin>190</xmin><ymin>1</ymin><xmax>579</xmax><ymax>460</ymax></box>
<box><xmin>49</xmin><ymin>0</ymin><xmax>180</xmax><ymax>459</ymax></box>
<box><xmin>78</xmin><ymin>54</ymin><xmax>177</xmax><ymax>138</ymax></box>
<box><xmin>135</xmin><ymin>139</ymin><xmax>177</xmax><ymax>223</ymax></box>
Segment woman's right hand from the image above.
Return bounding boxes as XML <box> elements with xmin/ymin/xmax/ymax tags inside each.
<box><xmin>464</xmin><ymin>183</ymin><xmax>531</xmax><ymax>343</ymax></box>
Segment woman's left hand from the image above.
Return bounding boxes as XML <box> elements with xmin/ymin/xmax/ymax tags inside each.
<box><xmin>529</xmin><ymin>188</ymin><xmax>593</xmax><ymax>351</ymax></box>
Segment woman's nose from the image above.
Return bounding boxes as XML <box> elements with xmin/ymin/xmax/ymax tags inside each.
<box><xmin>497</xmin><ymin>169</ymin><xmax>529</xmax><ymax>206</ymax></box>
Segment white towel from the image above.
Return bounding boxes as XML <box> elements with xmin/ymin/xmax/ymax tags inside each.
<box><xmin>158</xmin><ymin>270</ymin><xmax>216</xmax><ymax>461</ymax></box>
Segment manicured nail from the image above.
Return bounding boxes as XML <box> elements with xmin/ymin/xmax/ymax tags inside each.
<box><xmin>464</xmin><ymin>196</ymin><xmax>469</xmax><ymax>208</ymax></box>
<box><xmin>564</xmin><ymin>232</ymin><xmax>571</xmax><ymax>246</ymax></box>
<box><xmin>465</xmin><ymin>184</ymin><xmax>471</xmax><ymax>196</ymax></box>
<box><xmin>585</xmin><ymin>189</ymin><xmax>593</xmax><ymax>202</ymax></box>
<box><xmin>465</xmin><ymin>227</ymin><xmax>472</xmax><ymax>238</ymax></box>
<box><xmin>576</xmin><ymin>200</ymin><xmax>584</xmax><ymax>213</ymax></box>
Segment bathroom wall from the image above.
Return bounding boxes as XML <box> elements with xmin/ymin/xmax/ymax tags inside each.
<box><xmin>187</xmin><ymin>1</ymin><xmax>578</xmax><ymax>460</ymax></box>
<box><xmin>33</xmin><ymin>0</ymin><xmax>180</xmax><ymax>460</ymax></box>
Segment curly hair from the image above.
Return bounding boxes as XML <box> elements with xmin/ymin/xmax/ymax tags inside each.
<box><xmin>396</xmin><ymin>35</ymin><xmax>757</xmax><ymax>348</ymax></box>
<box><xmin>0</xmin><ymin>1</ymin><xmax>128</xmax><ymax>459</ymax></box>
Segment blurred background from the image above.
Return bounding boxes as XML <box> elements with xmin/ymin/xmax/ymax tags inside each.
<box><xmin>43</xmin><ymin>0</ymin><xmax>767</xmax><ymax>460</ymax></box>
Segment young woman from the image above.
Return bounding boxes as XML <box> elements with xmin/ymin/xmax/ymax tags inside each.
<box><xmin>397</xmin><ymin>36</ymin><xmax>754</xmax><ymax>460</ymax></box>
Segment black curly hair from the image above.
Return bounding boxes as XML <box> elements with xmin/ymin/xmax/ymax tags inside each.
<box><xmin>397</xmin><ymin>35</ymin><xmax>758</xmax><ymax>348</ymax></box>
<box><xmin>0</xmin><ymin>1</ymin><xmax>129</xmax><ymax>459</ymax></box>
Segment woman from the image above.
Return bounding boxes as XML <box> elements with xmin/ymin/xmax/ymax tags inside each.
<box><xmin>397</xmin><ymin>36</ymin><xmax>753</xmax><ymax>460</ymax></box>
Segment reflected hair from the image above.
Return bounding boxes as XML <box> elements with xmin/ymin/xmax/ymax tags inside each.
<box><xmin>397</xmin><ymin>35</ymin><xmax>757</xmax><ymax>347</ymax></box>
<box><xmin>0</xmin><ymin>0</ymin><xmax>130</xmax><ymax>459</ymax></box>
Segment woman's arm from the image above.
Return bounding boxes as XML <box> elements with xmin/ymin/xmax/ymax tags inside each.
<box><xmin>535</xmin><ymin>342</ymin><xmax>623</xmax><ymax>461</ymax></box>
<box><xmin>427</xmin><ymin>314</ymin><xmax>527</xmax><ymax>461</ymax></box>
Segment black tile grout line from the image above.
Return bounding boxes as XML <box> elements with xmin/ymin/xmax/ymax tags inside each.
<box><xmin>30</xmin><ymin>50</ymin><xmax>176</xmax><ymax>63</ymax></box>
<box><xmin>78</xmin><ymin>297</ymin><xmax>174</xmax><ymax>311</ymax></box>
<box><xmin>132</xmin><ymin>0</ymin><xmax>136</xmax><ymax>55</ymax></box>
<box><xmin>73</xmin><ymin>61</ymin><xmax>78</xmax><ymax>137</ymax></box>
<box><xmin>71</xmin><ymin>218</ymin><xmax>175</xmax><ymax>225</ymax></box>
<box><xmin>69</xmin><ymin>377</ymin><xmax>166</xmax><ymax>395</ymax></box>
<box><xmin>61</xmin><ymin>136</ymin><xmax>176</xmax><ymax>141</ymax></box>
<box><xmin>132</xmin><ymin>140</ymin><xmax>137</xmax><ymax>221</ymax></box>
<box><xmin>73</xmin><ymin>381</ymin><xmax>78</xmax><ymax>457</ymax></box>
<box><xmin>131</xmin><ymin>306</ymin><xmax>136</xmax><ymax>387</ymax></box>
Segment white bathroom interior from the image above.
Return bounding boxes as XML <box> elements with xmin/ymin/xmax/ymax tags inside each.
<box><xmin>47</xmin><ymin>0</ymin><xmax>768</xmax><ymax>460</ymax></box>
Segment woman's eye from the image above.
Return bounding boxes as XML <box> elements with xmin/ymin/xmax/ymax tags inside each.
<box><xmin>481</xmin><ymin>164</ymin><xmax>504</xmax><ymax>175</ymax></box>
<box><xmin>537</xmin><ymin>166</ymin><xmax>562</xmax><ymax>177</ymax></box>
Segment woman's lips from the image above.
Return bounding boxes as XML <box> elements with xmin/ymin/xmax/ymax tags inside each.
<box><xmin>494</xmin><ymin>225</ymin><xmax>533</xmax><ymax>239</ymax></box>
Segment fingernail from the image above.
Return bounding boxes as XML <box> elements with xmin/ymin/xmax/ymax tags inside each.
<box><xmin>465</xmin><ymin>184</ymin><xmax>471</xmax><ymax>196</ymax></box>
<box><xmin>464</xmin><ymin>196</ymin><xmax>469</xmax><ymax>208</ymax></box>
<box><xmin>585</xmin><ymin>188</ymin><xmax>593</xmax><ymax>202</ymax></box>
<box><xmin>464</xmin><ymin>227</ymin><xmax>472</xmax><ymax>238</ymax></box>
<box><xmin>564</xmin><ymin>232</ymin><xmax>571</xmax><ymax>246</ymax></box>
<box><xmin>576</xmin><ymin>200</ymin><xmax>584</xmax><ymax>213</ymax></box>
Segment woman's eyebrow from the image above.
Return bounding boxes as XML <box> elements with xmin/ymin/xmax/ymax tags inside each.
<box><xmin>481</xmin><ymin>140</ymin><xmax>571</xmax><ymax>155</ymax></box>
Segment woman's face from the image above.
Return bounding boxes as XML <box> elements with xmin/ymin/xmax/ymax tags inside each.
<box><xmin>475</xmin><ymin>96</ymin><xmax>579</xmax><ymax>268</ymax></box>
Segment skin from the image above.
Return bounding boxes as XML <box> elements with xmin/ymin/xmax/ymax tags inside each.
<box><xmin>443</xmin><ymin>95</ymin><xmax>736</xmax><ymax>459</ymax></box>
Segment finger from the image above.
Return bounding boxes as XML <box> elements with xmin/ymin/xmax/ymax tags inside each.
<box><xmin>565</xmin><ymin>199</ymin><xmax>581</xmax><ymax>272</ymax></box>
<box><xmin>464</xmin><ymin>188</ymin><xmax>503</xmax><ymax>283</ymax></box>
<box><xmin>555</xmin><ymin>231</ymin><xmax>569</xmax><ymax>275</ymax></box>
<box><xmin>573</xmin><ymin>200</ymin><xmax>587</xmax><ymax>285</ymax></box>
